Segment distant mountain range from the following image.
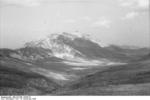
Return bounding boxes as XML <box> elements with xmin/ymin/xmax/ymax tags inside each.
<box><xmin>1</xmin><ymin>32</ymin><xmax>149</xmax><ymax>62</ymax></box>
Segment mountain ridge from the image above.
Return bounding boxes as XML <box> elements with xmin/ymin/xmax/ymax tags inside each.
<box><xmin>0</xmin><ymin>32</ymin><xmax>149</xmax><ymax>62</ymax></box>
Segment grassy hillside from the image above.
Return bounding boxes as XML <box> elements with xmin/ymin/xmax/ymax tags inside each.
<box><xmin>53</xmin><ymin>59</ymin><xmax>150</xmax><ymax>95</ymax></box>
<box><xmin>0</xmin><ymin>64</ymin><xmax>60</xmax><ymax>95</ymax></box>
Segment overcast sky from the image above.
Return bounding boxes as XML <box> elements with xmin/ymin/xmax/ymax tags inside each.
<box><xmin>0</xmin><ymin>0</ymin><xmax>149</xmax><ymax>48</ymax></box>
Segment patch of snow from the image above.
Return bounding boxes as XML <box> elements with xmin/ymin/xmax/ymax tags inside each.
<box><xmin>26</xmin><ymin>63</ymin><xmax>33</xmax><ymax>66</ymax></box>
<box><xmin>63</xmin><ymin>59</ymin><xmax>127</xmax><ymax>70</ymax></box>
<box><xmin>10</xmin><ymin>53</ymin><xmax>23</xmax><ymax>60</ymax></box>
<box><xmin>31</xmin><ymin>68</ymin><xmax>75</xmax><ymax>81</ymax></box>
<box><xmin>48</xmin><ymin>71</ymin><xmax>69</xmax><ymax>80</ymax></box>
<box><xmin>107</xmin><ymin>62</ymin><xmax>127</xmax><ymax>66</ymax></box>
<box><xmin>63</xmin><ymin>59</ymin><xmax>105</xmax><ymax>66</ymax></box>
<box><xmin>72</xmin><ymin>67</ymin><xmax>89</xmax><ymax>70</ymax></box>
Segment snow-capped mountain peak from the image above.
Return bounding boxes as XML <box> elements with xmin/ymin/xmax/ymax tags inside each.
<box><xmin>14</xmin><ymin>32</ymin><xmax>115</xmax><ymax>61</ymax></box>
<box><xmin>23</xmin><ymin>32</ymin><xmax>88</xmax><ymax>60</ymax></box>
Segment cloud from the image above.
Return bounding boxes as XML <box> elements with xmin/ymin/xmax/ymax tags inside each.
<box><xmin>81</xmin><ymin>16</ymin><xmax>92</xmax><ymax>21</ymax></box>
<box><xmin>0</xmin><ymin>0</ymin><xmax>44</xmax><ymax>7</ymax></box>
<box><xmin>122</xmin><ymin>12</ymin><xmax>139</xmax><ymax>20</ymax></box>
<box><xmin>0</xmin><ymin>0</ymin><xmax>102</xmax><ymax>7</ymax></box>
<box><xmin>63</xmin><ymin>16</ymin><xmax>92</xmax><ymax>24</ymax></box>
<box><xmin>63</xmin><ymin>19</ymin><xmax>77</xmax><ymax>24</ymax></box>
<box><xmin>119</xmin><ymin>0</ymin><xmax>149</xmax><ymax>9</ymax></box>
<box><xmin>92</xmin><ymin>17</ymin><xmax>112</xmax><ymax>28</ymax></box>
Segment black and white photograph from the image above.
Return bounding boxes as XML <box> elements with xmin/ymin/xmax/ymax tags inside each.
<box><xmin>0</xmin><ymin>0</ymin><xmax>150</xmax><ymax>97</ymax></box>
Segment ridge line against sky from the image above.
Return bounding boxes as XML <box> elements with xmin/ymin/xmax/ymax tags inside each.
<box><xmin>0</xmin><ymin>0</ymin><xmax>149</xmax><ymax>48</ymax></box>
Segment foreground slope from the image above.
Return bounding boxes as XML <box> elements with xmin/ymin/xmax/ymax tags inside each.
<box><xmin>0</xmin><ymin>65</ymin><xmax>60</xmax><ymax>95</ymax></box>
<box><xmin>0</xmin><ymin>57</ymin><xmax>61</xmax><ymax>95</ymax></box>
<box><xmin>54</xmin><ymin>58</ymin><xmax>150</xmax><ymax>95</ymax></box>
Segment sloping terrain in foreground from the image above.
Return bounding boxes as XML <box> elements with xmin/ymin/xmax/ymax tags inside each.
<box><xmin>0</xmin><ymin>64</ymin><xmax>60</xmax><ymax>95</ymax></box>
<box><xmin>0</xmin><ymin>48</ymin><xmax>150</xmax><ymax>95</ymax></box>
<box><xmin>0</xmin><ymin>54</ymin><xmax>150</xmax><ymax>95</ymax></box>
<box><xmin>52</xmin><ymin>59</ymin><xmax>150</xmax><ymax>95</ymax></box>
